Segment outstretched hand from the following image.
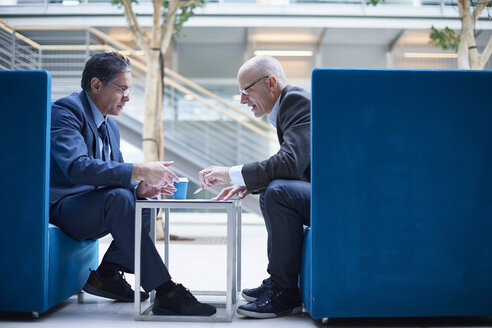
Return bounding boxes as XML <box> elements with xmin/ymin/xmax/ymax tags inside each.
<box><xmin>132</xmin><ymin>161</ymin><xmax>179</xmax><ymax>187</ymax></box>
<box><xmin>198</xmin><ymin>166</ymin><xmax>231</xmax><ymax>188</ymax></box>
<box><xmin>214</xmin><ymin>184</ymin><xmax>250</xmax><ymax>201</ymax></box>
<box><xmin>136</xmin><ymin>181</ymin><xmax>177</xmax><ymax>199</ymax></box>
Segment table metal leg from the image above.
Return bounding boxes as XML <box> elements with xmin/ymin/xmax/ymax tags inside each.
<box><xmin>134</xmin><ymin>204</ymin><xmax>143</xmax><ymax>316</ymax></box>
<box><xmin>164</xmin><ymin>208</ymin><xmax>170</xmax><ymax>268</ymax></box>
<box><xmin>134</xmin><ymin>200</ymin><xmax>241</xmax><ymax>322</ymax></box>
<box><xmin>237</xmin><ymin>202</ymin><xmax>242</xmax><ymax>294</ymax></box>
<box><xmin>226</xmin><ymin>205</ymin><xmax>235</xmax><ymax>320</ymax></box>
<box><xmin>231</xmin><ymin>204</ymin><xmax>238</xmax><ymax>306</ymax></box>
<box><xmin>149</xmin><ymin>208</ymin><xmax>156</xmax><ymax>302</ymax></box>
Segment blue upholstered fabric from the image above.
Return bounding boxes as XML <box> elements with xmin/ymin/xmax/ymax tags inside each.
<box><xmin>48</xmin><ymin>224</ymin><xmax>98</xmax><ymax>310</ymax></box>
<box><xmin>300</xmin><ymin>227</ymin><xmax>312</xmax><ymax>311</ymax></box>
<box><xmin>0</xmin><ymin>70</ymin><xmax>98</xmax><ymax>314</ymax></box>
<box><xmin>303</xmin><ymin>68</ymin><xmax>492</xmax><ymax>319</ymax></box>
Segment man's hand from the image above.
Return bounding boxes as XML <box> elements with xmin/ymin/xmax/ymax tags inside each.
<box><xmin>132</xmin><ymin>161</ymin><xmax>179</xmax><ymax>186</ymax></box>
<box><xmin>199</xmin><ymin>166</ymin><xmax>231</xmax><ymax>188</ymax></box>
<box><xmin>214</xmin><ymin>184</ymin><xmax>250</xmax><ymax>201</ymax></box>
<box><xmin>136</xmin><ymin>181</ymin><xmax>177</xmax><ymax>199</ymax></box>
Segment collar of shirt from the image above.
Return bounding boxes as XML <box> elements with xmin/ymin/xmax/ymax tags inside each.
<box><xmin>268</xmin><ymin>95</ymin><xmax>281</xmax><ymax>129</ymax></box>
<box><xmin>84</xmin><ymin>90</ymin><xmax>106</xmax><ymax>129</ymax></box>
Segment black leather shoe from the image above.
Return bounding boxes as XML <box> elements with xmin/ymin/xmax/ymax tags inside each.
<box><xmin>241</xmin><ymin>277</ymin><xmax>274</xmax><ymax>302</ymax></box>
<box><xmin>83</xmin><ymin>269</ymin><xmax>149</xmax><ymax>302</ymax></box>
<box><xmin>237</xmin><ymin>287</ymin><xmax>302</xmax><ymax>319</ymax></box>
<box><xmin>152</xmin><ymin>283</ymin><xmax>216</xmax><ymax>316</ymax></box>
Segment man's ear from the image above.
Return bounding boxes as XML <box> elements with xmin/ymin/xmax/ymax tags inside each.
<box><xmin>267</xmin><ymin>75</ymin><xmax>278</xmax><ymax>91</ymax></box>
<box><xmin>90</xmin><ymin>77</ymin><xmax>103</xmax><ymax>94</ymax></box>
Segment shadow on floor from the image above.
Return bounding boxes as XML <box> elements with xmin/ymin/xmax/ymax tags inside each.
<box><xmin>315</xmin><ymin>316</ymin><xmax>492</xmax><ymax>327</ymax></box>
<box><xmin>0</xmin><ymin>300</ymin><xmax>71</xmax><ymax>322</ymax></box>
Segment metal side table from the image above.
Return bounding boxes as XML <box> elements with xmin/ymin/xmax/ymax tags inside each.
<box><xmin>134</xmin><ymin>199</ymin><xmax>242</xmax><ymax>322</ymax></box>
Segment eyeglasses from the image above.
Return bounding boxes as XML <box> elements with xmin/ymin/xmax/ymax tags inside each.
<box><xmin>108</xmin><ymin>81</ymin><xmax>133</xmax><ymax>97</ymax></box>
<box><xmin>240</xmin><ymin>76</ymin><xmax>269</xmax><ymax>96</ymax></box>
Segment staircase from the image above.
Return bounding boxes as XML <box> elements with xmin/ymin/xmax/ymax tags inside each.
<box><xmin>0</xmin><ymin>19</ymin><xmax>278</xmax><ymax>215</ymax></box>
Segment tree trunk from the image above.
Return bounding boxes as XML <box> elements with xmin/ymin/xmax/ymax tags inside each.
<box><xmin>458</xmin><ymin>0</ymin><xmax>480</xmax><ymax>69</ymax></box>
<box><xmin>142</xmin><ymin>50</ymin><xmax>161</xmax><ymax>162</ymax></box>
<box><xmin>157</xmin><ymin>52</ymin><xmax>164</xmax><ymax>162</ymax></box>
<box><xmin>118</xmin><ymin>0</ymin><xmax>200</xmax><ymax>163</ymax></box>
<box><xmin>457</xmin><ymin>36</ymin><xmax>470</xmax><ymax>69</ymax></box>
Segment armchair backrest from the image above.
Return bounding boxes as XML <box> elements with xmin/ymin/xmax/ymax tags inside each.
<box><xmin>0</xmin><ymin>70</ymin><xmax>52</xmax><ymax>310</ymax></box>
<box><xmin>309</xmin><ymin>68</ymin><xmax>492</xmax><ymax>318</ymax></box>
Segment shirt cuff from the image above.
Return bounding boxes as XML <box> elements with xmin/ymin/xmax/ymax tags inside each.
<box><xmin>229</xmin><ymin>165</ymin><xmax>245</xmax><ymax>186</ymax></box>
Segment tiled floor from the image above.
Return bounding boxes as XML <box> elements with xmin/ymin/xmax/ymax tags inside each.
<box><xmin>2</xmin><ymin>212</ymin><xmax>492</xmax><ymax>328</ymax></box>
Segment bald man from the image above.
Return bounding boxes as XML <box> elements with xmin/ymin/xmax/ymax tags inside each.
<box><xmin>199</xmin><ymin>55</ymin><xmax>311</xmax><ymax>318</ymax></box>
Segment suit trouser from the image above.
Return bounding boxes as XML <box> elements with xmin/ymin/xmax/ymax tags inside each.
<box><xmin>49</xmin><ymin>187</ymin><xmax>171</xmax><ymax>292</ymax></box>
<box><xmin>259</xmin><ymin>179</ymin><xmax>311</xmax><ymax>291</ymax></box>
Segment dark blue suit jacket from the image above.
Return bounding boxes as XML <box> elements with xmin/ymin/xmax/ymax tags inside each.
<box><xmin>50</xmin><ymin>91</ymin><xmax>135</xmax><ymax>206</ymax></box>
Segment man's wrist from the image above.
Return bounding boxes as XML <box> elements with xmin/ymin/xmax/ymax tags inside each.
<box><xmin>135</xmin><ymin>181</ymin><xmax>146</xmax><ymax>200</ymax></box>
<box><xmin>131</xmin><ymin>163</ymin><xmax>143</xmax><ymax>181</ymax></box>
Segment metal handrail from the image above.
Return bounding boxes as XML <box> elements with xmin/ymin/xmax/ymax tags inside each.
<box><xmin>87</xmin><ymin>27</ymin><xmax>275</xmax><ymax>133</ymax></box>
<box><xmin>0</xmin><ymin>19</ymin><xmax>42</xmax><ymax>49</ymax></box>
<box><xmin>0</xmin><ymin>21</ymin><xmax>277</xmax><ymax>171</ymax></box>
<box><xmin>164</xmin><ymin>78</ymin><xmax>276</xmax><ymax>141</ymax></box>
<box><xmin>6</xmin><ymin>22</ymin><xmax>273</xmax><ymax>139</ymax></box>
<box><xmin>164</xmin><ymin>69</ymin><xmax>276</xmax><ymax>133</ymax></box>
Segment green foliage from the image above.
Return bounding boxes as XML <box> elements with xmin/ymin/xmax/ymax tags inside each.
<box><xmin>429</xmin><ymin>26</ymin><xmax>460</xmax><ymax>52</ymax></box>
<box><xmin>111</xmin><ymin>0</ymin><xmax>138</xmax><ymax>6</ymax></box>
<box><xmin>172</xmin><ymin>0</ymin><xmax>206</xmax><ymax>39</ymax></box>
<box><xmin>111</xmin><ymin>0</ymin><xmax>205</xmax><ymax>40</ymax></box>
<box><xmin>366</xmin><ymin>0</ymin><xmax>384</xmax><ymax>6</ymax></box>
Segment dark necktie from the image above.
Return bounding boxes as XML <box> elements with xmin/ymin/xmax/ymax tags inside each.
<box><xmin>98</xmin><ymin>121</ymin><xmax>110</xmax><ymax>161</ymax></box>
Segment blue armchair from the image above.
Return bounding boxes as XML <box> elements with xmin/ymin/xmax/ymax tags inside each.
<box><xmin>302</xmin><ymin>68</ymin><xmax>492</xmax><ymax>319</ymax></box>
<box><xmin>0</xmin><ymin>70</ymin><xmax>98</xmax><ymax>316</ymax></box>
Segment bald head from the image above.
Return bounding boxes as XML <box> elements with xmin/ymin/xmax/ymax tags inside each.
<box><xmin>237</xmin><ymin>55</ymin><xmax>287</xmax><ymax>89</ymax></box>
<box><xmin>237</xmin><ymin>55</ymin><xmax>288</xmax><ymax>118</ymax></box>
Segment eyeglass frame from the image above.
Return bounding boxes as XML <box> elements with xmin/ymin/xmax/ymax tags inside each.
<box><xmin>106</xmin><ymin>80</ymin><xmax>133</xmax><ymax>97</ymax></box>
<box><xmin>240</xmin><ymin>75</ymin><xmax>269</xmax><ymax>96</ymax></box>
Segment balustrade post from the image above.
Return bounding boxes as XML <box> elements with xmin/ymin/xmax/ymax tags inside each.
<box><xmin>10</xmin><ymin>28</ymin><xmax>15</xmax><ymax>69</ymax></box>
<box><xmin>38</xmin><ymin>48</ymin><xmax>42</xmax><ymax>70</ymax></box>
<box><xmin>85</xmin><ymin>29</ymin><xmax>90</xmax><ymax>61</ymax></box>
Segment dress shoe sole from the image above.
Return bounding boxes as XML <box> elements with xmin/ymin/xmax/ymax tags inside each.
<box><xmin>241</xmin><ymin>291</ymin><xmax>258</xmax><ymax>302</ymax></box>
<box><xmin>152</xmin><ymin>305</ymin><xmax>217</xmax><ymax>316</ymax></box>
<box><xmin>83</xmin><ymin>284</ymin><xmax>149</xmax><ymax>302</ymax></box>
<box><xmin>237</xmin><ymin>306</ymin><xmax>302</xmax><ymax>319</ymax></box>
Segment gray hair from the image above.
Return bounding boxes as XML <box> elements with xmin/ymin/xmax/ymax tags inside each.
<box><xmin>81</xmin><ymin>52</ymin><xmax>131</xmax><ymax>92</ymax></box>
<box><xmin>238</xmin><ymin>55</ymin><xmax>287</xmax><ymax>88</ymax></box>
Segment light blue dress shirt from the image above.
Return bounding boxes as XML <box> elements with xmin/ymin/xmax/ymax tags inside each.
<box><xmin>85</xmin><ymin>91</ymin><xmax>111</xmax><ymax>159</ymax></box>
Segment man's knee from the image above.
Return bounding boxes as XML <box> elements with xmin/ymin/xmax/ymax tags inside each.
<box><xmin>105</xmin><ymin>187</ymin><xmax>135</xmax><ymax>209</ymax></box>
<box><xmin>262</xmin><ymin>179</ymin><xmax>310</xmax><ymax>214</ymax></box>
<box><xmin>263</xmin><ymin>179</ymin><xmax>289</xmax><ymax>202</ymax></box>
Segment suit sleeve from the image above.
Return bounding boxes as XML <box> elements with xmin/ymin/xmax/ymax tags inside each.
<box><xmin>51</xmin><ymin>102</ymin><xmax>133</xmax><ymax>188</ymax></box>
<box><xmin>241</xmin><ymin>92</ymin><xmax>310</xmax><ymax>192</ymax></box>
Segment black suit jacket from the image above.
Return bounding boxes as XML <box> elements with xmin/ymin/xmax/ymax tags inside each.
<box><xmin>242</xmin><ymin>85</ymin><xmax>311</xmax><ymax>192</ymax></box>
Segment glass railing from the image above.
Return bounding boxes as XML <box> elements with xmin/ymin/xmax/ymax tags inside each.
<box><xmin>0</xmin><ymin>20</ymin><xmax>277</xmax><ymax>167</ymax></box>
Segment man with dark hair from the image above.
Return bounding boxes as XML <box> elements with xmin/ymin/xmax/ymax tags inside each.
<box><xmin>50</xmin><ymin>52</ymin><xmax>216</xmax><ymax>316</ymax></box>
<box><xmin>199</xmin><ymin>55</ymin><xmax>310</xmax><ymax>319</ymax></box>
